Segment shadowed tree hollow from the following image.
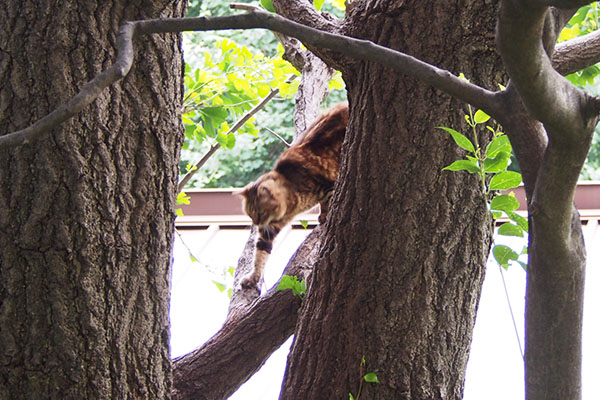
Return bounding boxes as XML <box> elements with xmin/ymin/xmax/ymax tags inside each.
<box><xmin>1</xmin><ymin>0</ymin><xmax>598</xmax><ymax>399</ymax></box>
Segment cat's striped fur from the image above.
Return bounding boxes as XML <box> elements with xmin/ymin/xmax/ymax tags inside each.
<box><xmin>239</xmin><ymin>103</ymin><xmax>348</xmax><ymax>289</ymax></box>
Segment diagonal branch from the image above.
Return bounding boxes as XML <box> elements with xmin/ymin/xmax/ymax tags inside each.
<box><xmin>1</xmin><ymin>7</ymin><xmax>501</xmax><ymax>149</ymax></box>
<box><xmin>172</xmin><ymin>226</ymin><xmax>322</xmax><ymax>400</ymax></box>
<box><xmin>177</xmin><ymin>74</ymin><xmax>297</xmax><ymax>192</ymax></box>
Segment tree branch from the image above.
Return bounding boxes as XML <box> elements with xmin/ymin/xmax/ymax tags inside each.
<box><xmin>172</xmin><ymin>226</ymin><xmax>322</xmax><ymax>400</ymax></box>
<box><xmin>1</xmin><ymin>7</ymin><xmax>501</xmax><ymax>149</ymax></box>
<box><xmin>0</xmin><ymin>22</ymin><xmax>135</xmax><ymax>147</ymax></box>
<box><xmin>497</xmin><ymin>1</ymin><xmax>598</xmax><ymax>222</ymax></box>
<box><xmin>496</xmin><ymin>2</ymin><xmax>596</xmax><ymax>399</ymax></box>
<box><xmin>553</xmin><ymin>29</ymin><xmax>600</xmax><ymax>76</ymax></box>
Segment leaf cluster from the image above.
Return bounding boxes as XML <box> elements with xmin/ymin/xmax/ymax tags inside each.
<box><xmin>439</xmin><ymin>99</ymin><xmax>527</xmax><ymax>270</ymax></box>
<box><xmin>276</xmin><ymin>275</ymin><xmax>307</xmax><ymax>298</ymax></box>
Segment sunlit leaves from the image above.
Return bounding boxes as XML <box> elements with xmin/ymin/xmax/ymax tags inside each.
<box><xmin>439</xmin><ymin>96</ymin><xmax>527</xmax><ymax>271</ymax></box>
<box><xmin>490</xmin><ymin>194</ymin><xmax>520</xmax><ymax>213</ymax></box>
<box><xmin>277</xmin><ymin>275</ymin><xmax>307</xmax><ymax>298</ymax></box>
<box><xmin>182</xmin><ymin>38</ymin><xmax>300</xmax><ymax>153</ymax></box>
<box><xmin>560</xmin><ymin>3</ymin><xmax>600</xmax><ymax>86</ymax></box>
<box><xmin>473</xmin><ymin>109</ymin><xmax>490</xmax><ymax>124</ymax></box>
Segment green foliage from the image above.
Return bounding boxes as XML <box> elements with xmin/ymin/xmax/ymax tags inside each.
<box><xmin>180</xmin><ymin>34</ymin><xmax>303</xmax><ymax>187</ymax></box>
<box><xmin>560</xmin><ymin>3</ymin><xmax>600</xmax><ymax>86</ymax></box>
<box><xmin>438</xmin><ymin>105</ymin><xmax>515</xmax><ymax>202</ymax></box>
<box><xmin>363</xmin><ymin>372</ymin><xmax>380</xmax><ymax>383</ymax></box>
<box><xmin>277</xmin><ymin>275</ymin><xmax>307</xmax><ymax>298</ymax></box>
<box><xmin>439</xmin><ymin>101</ymin><xmax>527</xmax><ymax>270</ymax></box>
<box><xmin>260</xmin><ymin>0</ymin><xmax>276</xmax><ymax>13</ymax></box>
<box><xmin>182</xmin><ymin>37</ymin><xmax>299</xmax><ymax>146</ymax></box>
<box><xmin>180</xmin><ymin>0</ymin><xmax>347</xmax><ymax>188</ymax></box>
<box><xmin>350</xmin><ymin>356</ymin><xmax>379</xmax><ymax>400</ymax></box>
<box><xmin>175</xmin><ymin>191</ymin><xmax>191</xmax><ymax>217</ymax></box>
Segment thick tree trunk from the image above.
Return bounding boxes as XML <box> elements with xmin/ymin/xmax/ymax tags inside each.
<box><xmin>279</xmin><ymin>2</ymin><xmax>502</xmax><ymax>398</ymax></box>
<box><xmin>0</xmin><ymin>1</ymin><xmax>185</xmax><ymax>398</ymax></box>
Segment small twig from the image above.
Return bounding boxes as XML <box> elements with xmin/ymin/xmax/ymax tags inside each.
<box><xmin>262</xmin><ymin>126</ymin><xmax>292</xmax><ymax>147</ymax></box>
<box><xmin>178</xmin><ymin>144</ymin><xmax>221</xmax><ymax>191</ymax></box>
<box><xmin>177</xmin><ymin>74</ymin><xmax>297</xmax><ymax>192</ymax></box>
<box><xmin>229</xmin><ymin>3</ymin><xmax>261</xmax><ymax>12</ymax></box>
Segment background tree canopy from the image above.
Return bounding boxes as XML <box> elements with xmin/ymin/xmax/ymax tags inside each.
<box><xmin>180</xmin><ymin>0</ymin><xmax>346</xmax><ymax>188</ymax></box>
<box><xmin>181</xmin><ymin>0</ymin><xmax>600</xmax><ymax>188</ymax></box>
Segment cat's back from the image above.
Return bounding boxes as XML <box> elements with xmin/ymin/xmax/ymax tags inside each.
<box><xmin>274</xmin><ymin>103</ymin><xmax>348</xmax><ymax>188</ymax></box>
<box><xmin>295</xmin><ymin>103</ymin><xmax>348</xmax><ymax>152</ymax></box>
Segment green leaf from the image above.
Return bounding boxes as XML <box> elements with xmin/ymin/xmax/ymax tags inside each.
<box><xmin>489</xmin><ymin>171</ymin><xmax>522</xmax><ymax>190</ymax></box>
<box><xmin>364</xmin><ymin>372</ymin><xmax>380</xmax><ymax>383</ymax></box>
<box><xmin>498</xmin><ymin>223</ymin><xmax>524</xmax><ymax>237</ymax></box>
<box><xmin>349</xmin><ymin>394</ymin><xmax>355</xmax><ymax>400</ymax></box>
<box><xmin>300</xmin><ymin>220</ymin><xmax>308</xmax><ymax>229</ymax></box>
<box><xmin>216</xmin><ymin>132</ymin><xmax>229</xmax><ymax>148</ymax></box>
<box><xmin>485</xmin><ymin>135</ymin><xmax>512</xmax><ymax>158</ymax></box>
<box><xmin>442</xmin><ymin>160</ymin><xmax>481</xmax><ymax>174</ymax></box>
<box><xmin>518</xmin><ymin>261</ymin><xmax>528</xmax><ymax>271</ymax></box>
<box><xmin>331</xmin><ymin>0</ymin><xmax>346</xmax><ymax>9</ymax></box>
<box><xmin>177</xmin><ymin>191</ymin><xmax>191</xmax><ymax>205</ymax></box>
<box><xmin>493</xmin><ymin>244</ymin><xmax>519</xmax><ymax>268</ymax></box>
<box><xmin>438</xmin><ymin>127</ymin><xmax>475</xmax><ymax>154</ymax></box>
<box><xmin>175</xmin><ymin>208</ymin><xmax>184</xmax><ymax>217</ymax></box>
<box><xmin>212</xmin><ymin>281</ymin><xmax>227</xmax><ymax>292</ymax></box>
<box><xmin>506</xmin><ymin>211</ymin><xmax>529</xmax><ymax>232</ymax></box>
<box><xmin>277</xmin><ymin>275</ymin><xmax>306</xmax><ymax>297</ymax></box>
<box><xmin>483</xmin><ymin>151</ymin><xmax>510</xmax><ymax>173</ymax></box>
<box><xmin>184</xmin><ymin>124</ymin><xmax>197</xmax><ymax>140</ymax></box>
<box><xmin>260</xmin><ymin>0</ymin><xmax>276</xmax><ymax>12</ymax></box>
<box><xmin>474</xmin><ymin>109</ymin><xmax>491</xmax><ymax>124</ymax></box>
<box><xmin>490</xmin><ymin>194</ymin><xmax>520</xmax><ymax>213</ymax></box>
<box><xmin>491</xmin><ymin>211</ymin><xmax>503</xmax><ymax>219</ymax></box>
<box><xmin>313</xmin><ymin>0</ymin><xmax>325</xmax><ymax>10</ymax></box>
<box><xmin>226</xmin><ymin>133</ymin><xmax>236</xmax><ymax>149</ymax></box>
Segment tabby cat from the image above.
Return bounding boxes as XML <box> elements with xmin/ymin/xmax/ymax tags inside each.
<box><xmin>238</xmin><ymin>103</ymin><xmax>349</xmax><ymax>289</ymax></box>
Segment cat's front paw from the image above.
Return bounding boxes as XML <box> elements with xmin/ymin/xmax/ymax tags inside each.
<box><xmin>240</xmin><ymin>273</ymin><xmax>259</xmax><ymax>290</ymax></box>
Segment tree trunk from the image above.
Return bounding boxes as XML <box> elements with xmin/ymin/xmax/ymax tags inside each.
<box><xmin>0</xmin><ymin>1</ymin><xmax>185</xmax><ymax>398</ymax></box>
<box><xmin>279</xmin><ymin>2</ymin><xmax>502</xmax><ymax>398</ymax></box>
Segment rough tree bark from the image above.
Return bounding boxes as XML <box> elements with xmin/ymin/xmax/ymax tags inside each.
<box><xmin>276</xmin><ymin>1</ymin><xmax>501</xmax><ymax>398</ymax></box>
<box><xmin>496</xmin><ymin>2</ymin><xmax>598</xmax><ymax>398</ymax></box>
<box><xmin>2</xmin><ymin>1</ymin><xmax>599</xmax><ymax>399</ymax></box>
<box><xmin>0</xmin><ymin>1</ymin><xmax>185</xmax><ymax>398</ymax></box>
